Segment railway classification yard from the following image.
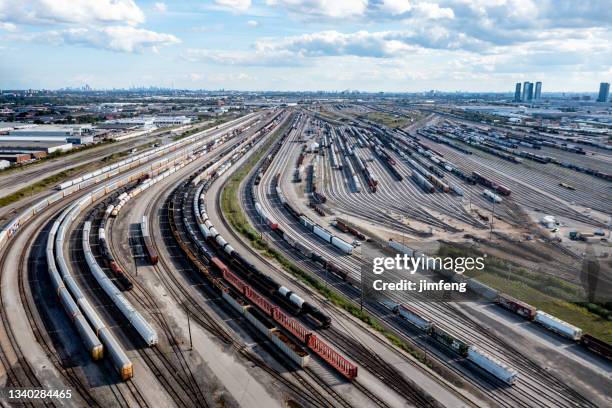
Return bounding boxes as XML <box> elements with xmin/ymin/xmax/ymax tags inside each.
<box><xmin>0</xmin><ymin>102</ymin><xmax>610</xmax><ymax>408</ymax></box>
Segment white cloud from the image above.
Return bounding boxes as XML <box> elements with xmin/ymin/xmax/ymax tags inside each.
<box><xmin>254</xmin><ymin>28</ymin><xmax>487</xmax><ymax>58</ymax></box>
<box><xmin>0</xmin><ymin>0</ymin><xmax>145</xmax><ymax>26</ymax></box>
<box><xmin>0</xmin><ymin>21</ymin><xmax>16</xmax><ymax>31</ymax></box>
<box><xmin>26</xmin><ymin>26</ymin><xmax>180</xmax><ymax>53</ymax></box>
<box><xmin>379</xmin><ymin>0</ymin><xmax>412</xmax><ymax>16</ymax></box>
<box><xmin>266</xmin><ymin>0</ymin><xmax>368</xmax><ymax>19</ymax></box>
<box><xmin>153</xmin><ymin>2</ymin><xmax>167</xmax><ymax>13</ymax></box>
<box><xmin>188</xmin><ymin>73</ymin><xmax>203</xmax><ymax>81</ymax></box>
<box><xmin>247</xmin><ymin>20</ymin><xmax>259</xmax><ymax>27</ymax></box>
<box><xmin>183</xmin><ymin>48</ymin><xmax>303</xmax><ymax>66</ymax></box>
<box><xmin>214</xmin><ymin>0</ymin><xmax>252</xmax><ymax>12</ymax></box>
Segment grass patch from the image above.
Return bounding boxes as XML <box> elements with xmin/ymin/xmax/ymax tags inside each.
<box><xmin>220</xmin><ymin>114</ymin><xmax>433</xmax><ymax>367</ymax></box>
<box><xmin>357</xmin><ymin>111</ymin><xmax>411</xmax><ymax>128</ymax></box>
<box><xmin>438</xmin><ymin>244</ymin><xmax>612</xmax><ymax>342</ymax></box>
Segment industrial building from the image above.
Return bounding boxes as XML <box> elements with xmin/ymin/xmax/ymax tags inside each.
<box><xmin>102</xmin><ymin>115</ymin><xmax>191</xmax><ymax>129</ymax></box>
<box><xmin>0</xmin><ymin>124</ymin><xmax>94</xmax><ymax>145</ymax></box>
<box><xmin>0</xmin><ymin>141</ymin><xmax>73</xmax><ymax>154</ymax></box>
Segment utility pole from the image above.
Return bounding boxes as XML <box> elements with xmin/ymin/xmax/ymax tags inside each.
<box><xmin>360</xmin><ymin>274</ymin><xmax>364</xmax><ymax>312</ymax></box>
<box><xmin>490</xmin><ymin>199</ymin><xmax>495</xmax><ymax>241</ymax></box>
<box><xmin>186</xmin><ymin>308</ymin><xmax>193</xmax><ymax>351</ymax></box>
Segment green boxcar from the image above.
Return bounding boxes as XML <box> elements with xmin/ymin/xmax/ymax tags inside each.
<box><xmin>431</xmin><ymin>326</ymin><xmax>469</xmax><ymax>356</ymax></box>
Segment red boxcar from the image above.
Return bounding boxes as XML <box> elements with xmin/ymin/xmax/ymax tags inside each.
<box><xmin>497</xmin><ymin>294</ymin><xmax>536</xmax><ymax>320</ymax></box>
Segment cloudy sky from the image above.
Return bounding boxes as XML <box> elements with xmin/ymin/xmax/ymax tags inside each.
<box><xmin>0</xmin><ymin>0</ymin><xmax>610</xmax><ymax>91</ymax></box>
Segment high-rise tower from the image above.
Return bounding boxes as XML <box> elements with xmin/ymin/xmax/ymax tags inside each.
<box><xmin>597</xmin><ymin>82</ymin><xmax>610</xmax><ymax>102</ymax></box>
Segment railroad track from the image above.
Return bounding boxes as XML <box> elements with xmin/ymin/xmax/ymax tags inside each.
<box><xmin>214</xmin><ymin>114</ymin><xmax>450</xmax><ymax>407</ymax></box>
<box><xmin>131</xmin><ymin>128</ymin><xmax>357</xmax><ymax>407</ymax></box>
<box><xmin>241</xmin><ymin>109</ymin><xmax>605</xmax><ymax>408</ymax></box>
<box><xmin>23</xmin><ymin>218</ymin><xmax>102</xmax><ymax>408</ymax></box>
<box><xmin>96</xmin><ymin>206</ymin><xmax>210</xmax><ymax>408</ymax></box>
<box><xmin>162</xmin><ymin>191</ymin><xmax>344</xmax><ymax>408</ymax></box>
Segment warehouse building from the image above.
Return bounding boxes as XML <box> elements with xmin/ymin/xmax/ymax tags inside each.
<box><xmin>1</xmin><ymin>124</ymin><xmax>94</xmax><ymax>145</ymax></box>
<box><xmin>0</xmin><ymin>141</ymin><xmax>73</xmax><ymax>154</ymax></box>
<box><xmin>102</xmin><ymin>115</ymin><xmax>191</xmax><ymax>129</ymax></box>
<box><xmin>0</xmin><ymin>153</ymin><xmax>31</xmax><ymax>164</ymax></box>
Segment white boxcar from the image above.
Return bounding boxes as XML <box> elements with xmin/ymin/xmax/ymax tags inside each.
<box><xmin>388</xmin><ymin>239</ymin><xmax>414</xmax><ymax>257</ymax></box>
<box><xmin>534</xmin><ymin>311</ymin><xmax>583</xmax><ymax>340</ymax></box>
<box><xmin>331</xmin><ymin>236</ymin><xmax>353</xmax><ymax>255</ymax></box>
<box><xmin>313</xmin><ymin>225</ymin><xmax>332</xmax><ymax>243</ymax></box>
<box><xmin>468</xmin><ymin>346</ymin><xmax>518</xmax><ymax>385</ymax></box>
<box><xmin>397</xmin><ymin>304</ymin><xmax>433</xmax><ymax>332</ymax></box>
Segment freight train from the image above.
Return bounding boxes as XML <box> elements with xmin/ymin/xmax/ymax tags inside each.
<box><xmin>382</xmin><ymin>301</ymin><xmax>518</xmax><ymax>385</ymax></box>
<box><xmin>140</xmin><ymin>216</ymin><xmax>159</xmax><ymax>265</ymax></box>
<box><xmin>97</xmin><ymin>224</ymin><xmax>134</xmax><ymax>291</ymax></box>
<box><xmin>195</xmin><ymin>186</ymin><xmax>331</xmax><ymax>328</ymax></box>
<box><xmin>274</xmin><ymin>186</ymin><xmax>354</xmax><ymax>255</ymax></box>
<box><xmin>472</xmin><ymin>172</ymin><xmax>511</xmax><ymax>196</ymax></box>
<box><xmin>495</xmin><ymin>295</ymin><xmax>610</xmax><ymax>359</ymax></box>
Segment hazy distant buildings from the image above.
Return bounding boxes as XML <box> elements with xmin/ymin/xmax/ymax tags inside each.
<box><xmin>534</xmin><ymin>81</ymin><xmax>542</xmax><ymax>100</ymax></box>
<box><xmin>514</xmin><ymin>83</ymin><xmax>521</xmax><ymax>102</ymax></box>
<box><xmin>597</xmin><ymin>82</ymin><xmax>610</xmax><ymax>102</ymax></box>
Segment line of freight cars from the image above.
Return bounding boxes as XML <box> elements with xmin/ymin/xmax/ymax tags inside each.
<box><xmin>216</xmin><ymin>257</ymin><xmax>358</xmax><ymax>379</ymax></box>
<box><xmin>267</xmin><ymin>185</ymin><xmax>351</xmax><ymax>281</ymax></box>
<box><xmin>496</xmin><ymin>294</ymin><xmax>611</xmax><ymax>359</ymax></box>
<box><xmin>388</xmin><ymin>239</ymin><xmax>611</xmax><ymax>360</ymax></box>
<box><xmin>381</xmin><ymin>300</ymin><xmax>519</xmax><ymax>385</ymax></box>
<box><xmin>183</xmin><ymin>189</ymin><xmax>357</xmax><ymax>379</ymax></box>
<box><xmin>174</xmin><ymin>188</ymin><xmax>342</xmax><ymax>376</ymax></box>
<box><xmin>471</xmin><ymin>172</ymin><xmax>511</xmax><ymax>196</ymax></box>
<box><xmin>273</xmin><ymin>187</ymin><xmax>353</xmax><ymax>255</ymax></box>
<box><xmin>350</xmin><ymin>149</ymin><xmax>378</xmax><ymax>192</ymax></box>
<box><xmin>42</xmin><ymin>140</ymin><xmax>212</xmax><ymax>381</ymax></box>
<box><xmin>194</xmin><ymin>187</ymin><xmax>331</xmax><ymax>328</ymax></box>
<box><xmin>98</xmin><ymin>214</ymin><xmax>133</xmax><ymax>291</ymax></box>
<box><xmin>140</xmin><ymin>216</ymin><xmax>159</xmax><ymax>265</ymax></box>
<box><xmin>332</xmin><ymin>219</ymin><xmax>366</xmax><ymax>241</ymax></box>
<box><xmin>400</xmin><ymin>154</ymin><xmax>450</xmax><ymax>193</ymax></box>
<box><xmin>254</xmin><ymin>127</ymin><xmax>289</xmax><ymax>185</ymax></box>
<box><xmin>374</xmin><ymin>146</ymin><xmax>403</xmax><ymax>181</ymax></box>
<box><xmin>83</xmin><ymin>221</ymin><xmax>158</xmax><ymax>347</ymax></box>
<box><xmin>48</xmin><ymin>184</ymin><xmax>145</xmax><ymax>380</ymax></box>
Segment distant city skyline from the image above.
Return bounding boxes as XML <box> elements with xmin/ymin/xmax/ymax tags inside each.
<box><xmin>1</xmin><ymin>1</ymin><xmax>611</xmax><ymax>92</ymax></box>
